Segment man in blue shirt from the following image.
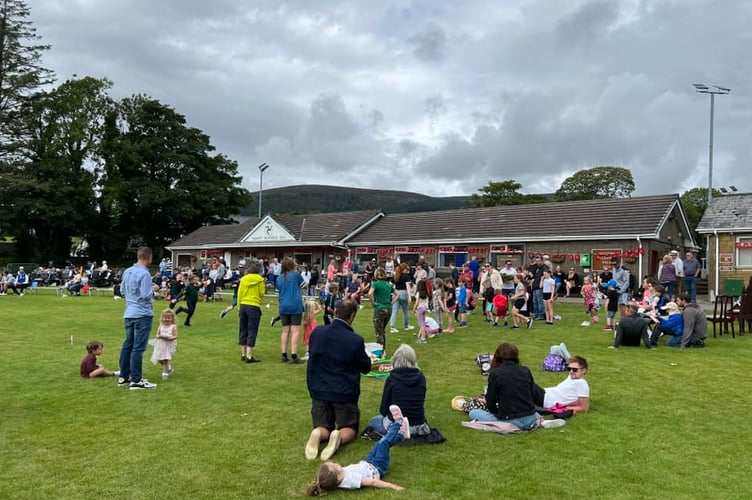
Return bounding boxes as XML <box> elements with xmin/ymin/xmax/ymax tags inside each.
<box><xmin>682</xmin><ymin>252</ymin><xmax>701</xmax><ymax>302</ymax></box>
<box><xmin>118</xmin><ymin>247</ymin><xmax>157</xmax><ymax>390</ymax></box>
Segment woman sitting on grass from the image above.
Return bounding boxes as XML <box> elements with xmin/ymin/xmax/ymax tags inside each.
<box><xmin>468</xmin><ymin>343</ymin><xmax>563</xmax><ymax>430</ymax></box>
<box><xmin>368</xmin><ymin>344</ymin><xmax>430</xmax><ymax>438</ymax></box>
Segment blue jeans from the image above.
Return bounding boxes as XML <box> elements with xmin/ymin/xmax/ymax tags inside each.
<box><xmin>119</xmin><ymin>316</ymin><xmax>153</xmax><ymax>382</ymax></box>
<box><xmin>533</xmin><ymin>289</ymin><xmax>545</xmax><ymax>319</ymax></box>
<box><xmin>365</xmin><ymin>419</ymin><xmax>403</xmax><ymax>478</ymax></box>
<box><xmin>684</xmin><ymin>276</ymin><xmax>697</xmax><ymax>302</ymax></box>
<box><xmin>390</xmin><ymin>290</ymin><xmax>410</xmax><ymax>329</ymax></box>
<box><xmin>661</xmin><ymin>281</ymin><xmax>676</xmax><ymax>299</ymax></box>
<box><xmin>667</xmin><ymin>335</ymin><xmax>682</xmax><ymax>347</ymax></box>
<box><xmin>468</xmin><ymin>409</ymin><xmax>538</xmax><ymax>431</ymax></box>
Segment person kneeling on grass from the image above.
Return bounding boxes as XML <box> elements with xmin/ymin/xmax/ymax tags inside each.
<box><xmin>307</xmin><ymin>406</ymin><xmax>408</xmax><ymax>495</ymax></box>
<box><xmin>649</xmin><ymin>301</ymin><xmax>684</xmax><ymax>347</ymax></box>
<box><xmin>608</xmin><ymin>305</ymin><xmax>653</xmax><ymax>349</ymax></box>
<box><xmin>80</xmin><ymin>341</ymin><xmax>119</xmax><ymax>378</ymax></box>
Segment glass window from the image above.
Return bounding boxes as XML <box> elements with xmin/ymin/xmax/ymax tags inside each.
<box><xmin>736</xmin><ymin>237</ymin><xmax>752</xmax><ymax>267</ymax></box>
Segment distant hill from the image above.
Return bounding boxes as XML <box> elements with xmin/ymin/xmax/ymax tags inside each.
<box><xmin>241</xmin><ymin>185</ymin><xmax>470</xmax><ymax>215</ymax></box>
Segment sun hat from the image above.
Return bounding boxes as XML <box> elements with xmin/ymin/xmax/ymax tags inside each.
<box><xmin>661</xmin><ymin>301</ymin><xmax>681</xmax><ymax>313</ymax></box>
<box><xmin>451</xmin><ymin>396</ymin><xmax>469</xmax><ymax>412</ymax></box>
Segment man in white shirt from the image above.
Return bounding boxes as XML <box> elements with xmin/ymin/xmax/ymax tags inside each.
<box><xmin>542</xmin><ymin>356</ymin><xmax>590</xmax><ymax>413</ymax></box>
<box><xmin>670</xmin><ymin>250</ymin><xmax>684</xmax><ymax>295</ymax></box>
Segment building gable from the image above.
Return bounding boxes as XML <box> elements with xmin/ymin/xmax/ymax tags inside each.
<box><xmin>241</xmin><ymin>216</ymin><xmax>296</xmax><ymax>243</ymax></box>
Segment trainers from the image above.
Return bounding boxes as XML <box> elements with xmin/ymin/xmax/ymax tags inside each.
<box><xmin>459</xmin><ymin>321</ymin><xmax>467</xmax><ymax>327</ymax></box>
<box><xmin>241</xmin><ymin>355</ymin><xmax>247</xmax><ymax>362</ymax></box>
<box><xmin>405</xmin><ymin>325</ymin><xmax>415</xmax><ymax>331</ymax></box>
<box><xmin>270</xmin><ymin>317</ymin><xmax>279</xmax><ymax>327</ymax></box>
<box><xmin>162</xmin><ymin>372</ymin><xmax>169</xmax><ymax>380</ymax></box>
<box><xmin>220</xmin><ymin>310</ymin><xmax>228</xmax><ymax>319</ymax></box>
<box><xmin>541</xmin><ymin>419</ymin><xmax>566</xmax><ymax>429</ymax></box>
<box><xmin>245</xmin><ymin>357</ymin><xmax>261</xmax><ymax>363</ymax></box>
<box><xmin>117</xmin><ymin>377</ymin><xmax>129</xmax><ymax>387</ymax></box>
<box><xmin>305</xmin><ymin>428</ymin><xmax>321</xmax><ymax>460</ymax></box>
<box><xmin>112</xmin><ymin>370</ymin><xmax>120</xmax><ymax>377</ymax></box>
<box><xmin>390</xmin><ymin>327</ymin><xmax>399</xmax><ymax>334</ymax></box>
<box><xmin>290</xmin><ymin>357</ymin><xmax>304</xmax><ymax>364</ymax></box>
<box><xmin>415</xmin><ymin>338</ymin><xmax>427</xmax><ymax>344</ymax></box>
<box><xmin>281</xmin><ymin>355</ymin><xmax>289</xmax><ymax>363</ymax></box>
<box><xmin>320</xmin><ymin>429</ymin><xmax>341</xmax><ymax>461</ymax></box>
<box><xmin>526</xmin><ymin>318</ymin><xmax>534</xmax><ymax>329</ymax></box>
<box><xmin>389</xmin><ymin>405</ymin><xmax>410</xmax><ymax>440</ymax></box>
<box><xmin>602</xmin><ymin>326</ymin><xmax>613</xmax><ymax>331</ymax></box>
<box><xmin>301</xmin><ymin>353</ymin><xmax>310</xmax><ymax>361</ymax></box>
<box><xmin>129</xmin><ymin>379</ymin><xmax>157</xmax><ymax>390</ymax></box>
<box><xmin>493</xmin><ymin>322</ymin><xmax>498</xmax><ymax>327</ymax></box>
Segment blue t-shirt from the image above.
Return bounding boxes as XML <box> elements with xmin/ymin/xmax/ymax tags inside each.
<box><xmin>276</xmin><ymin>271</ymin><xmax>304</xmax><ymax>314</ymax></box>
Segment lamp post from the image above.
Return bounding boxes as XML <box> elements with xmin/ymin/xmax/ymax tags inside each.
<box><xmin>693</xmin><ymin>83</ymin><xmax>730</xmax><ymax>205</ymax></box>
<box><xmin>257</xmin><ymin>163</ymin><xmax>270</xmax><ymax>218</ymax></box>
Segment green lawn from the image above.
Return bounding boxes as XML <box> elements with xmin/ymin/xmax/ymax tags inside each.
<box><xmin>1</xmin><ymin>291</ymin><xmax>749</xmax><ymax>499</ymax></box>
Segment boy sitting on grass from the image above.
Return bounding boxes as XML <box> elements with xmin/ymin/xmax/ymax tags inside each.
<box><xmin>80</xmin><ymin>341</ymin><xmax>119</xmax><ymax>378</ymax></box>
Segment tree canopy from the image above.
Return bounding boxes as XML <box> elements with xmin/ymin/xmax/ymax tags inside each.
<box><xmin>555</xmin><ymin>166</ymin><xmax>635</xmax><ymax>201</ymax></box>
<box><xmin>467</xmin><ymin>180</ymin><xmax>549</xmax><ymax>207</ymax></box>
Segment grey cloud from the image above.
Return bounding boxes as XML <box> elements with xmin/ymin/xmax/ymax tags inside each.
<box><xmin>409</xmin><ymin>23</ymin><xmax>447</xmax><ymax>62</ymax></box>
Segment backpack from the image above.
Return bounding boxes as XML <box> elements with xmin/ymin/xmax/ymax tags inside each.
<box><xmin>541</xmin><ymin>354</ymin><xmax>567</xmax><ymax>372</ymax></box>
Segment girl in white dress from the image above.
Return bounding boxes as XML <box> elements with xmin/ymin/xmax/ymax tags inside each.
<box><xmin>151</xmin><ymin>309</ymin><xmax>178</xmax><ymax>380</ymax></box>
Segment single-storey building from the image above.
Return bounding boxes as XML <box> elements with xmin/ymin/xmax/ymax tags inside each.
<box><xmin>697</xmin><ymin>192</ymin><xmax>752</xmax><ymax>298</ymax></box>
<box><xmin>167</xmin><ymin>193</ymin><xmax>696</xmax><ymax>279</ymax></box>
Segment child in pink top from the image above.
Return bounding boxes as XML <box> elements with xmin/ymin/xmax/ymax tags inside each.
<box><xmin>302</xmin><ymin>300</ymin><xmax>322</xmax><ymax>361</ymax></box>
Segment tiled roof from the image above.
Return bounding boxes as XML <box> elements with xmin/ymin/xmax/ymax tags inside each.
<box><xmin>697</xmin><ymin>193</ymin><xmax>752</xmax><ymax>232</ymax></box>
<box><xmin>348</xmin><ymin>194</ymin><xmax>683</xmax><ymax>245</ymax></box>
<box><xmin>273</xmin><ymin>210</ymin><xmax>383</xmax><ymax>242</ymax></box>
<box><xmin>168</xmin><ymin>210</ymin><xmax>382</xmax><ymax>248</ymax></box>
<box><xmin>169</xmin><ymin>217</ymin><xmax>260</xmax><ymax>248</ymax></box>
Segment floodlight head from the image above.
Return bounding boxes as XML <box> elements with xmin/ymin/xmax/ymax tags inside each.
<box><xmin>714</xmin><ymin>86</ymin><xmax>731</xmax><ymax>93</ymax></box>
<box><xmin>258</xmin><ymin>163</ymin><xmax>270</xmax><ymax>172</ymax></box>
<box><xmin>693</xmin><ymin>83</ymin><xmax>709</xmax><ymax>90</ymax></box>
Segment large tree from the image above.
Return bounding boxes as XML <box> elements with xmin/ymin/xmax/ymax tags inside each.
<box><xmin>97</xmin><ymin>95</ymin><xmax>251</xmax><ymax>258</ymax></box>
<box><xmin>467</xmin><ymin>180</ymin><xmax>549</xmax><ymax>207</ymax></box>
<box><xmin>12</xmin><ymin>77</ymin><xmax>113</xmax><ymax>260</ymax></box>
<box><xmin>0</xmin><ymin>0</ymin><xmax>53</xmax><ymax>156</ymax></box>
<box><xmin>555</xmin><ymin>166</ymin><xmax>635</xmax><ymax>201</ymax></box>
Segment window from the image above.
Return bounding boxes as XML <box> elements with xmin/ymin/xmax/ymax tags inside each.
<box><xmin>736</xmin><ymin>237</ymin><xmax>752</xmax><ymax>267</ymax></box>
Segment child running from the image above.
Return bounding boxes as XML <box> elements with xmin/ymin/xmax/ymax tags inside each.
<box><xmin>80</xmin><ymin>341</ymin><xmax>119</xmax><ymax>378</ymax></box>
<box><xmin>151</xmin><ymin>309</ymin><xmax>179</xmax><ymax>380</ymax></box>
<box><xmin>302</xmin><ymin>300</ymin><xmax>322</xmax><ymax>361</ymax></box>
<box><xmin>306</xmin><ymin>405</ymin><xmax>409</xmax><ymax>495</ymax></box>
<box><xmin>581</xmin><ymin>276</ymin><xmax>599</xmax><ymax>324</ymax></box>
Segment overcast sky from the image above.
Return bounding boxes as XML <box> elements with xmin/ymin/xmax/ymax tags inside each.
<box><xmin>31</xmin><ymin>0</ymin><xmax>751</xmax><ymax>198</ymax></box>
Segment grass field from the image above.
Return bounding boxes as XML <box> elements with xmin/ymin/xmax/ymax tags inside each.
<box><xmin>1</xmin><ymin>290</ymin><xmax>750</xmax><ymax>499</ymax></box>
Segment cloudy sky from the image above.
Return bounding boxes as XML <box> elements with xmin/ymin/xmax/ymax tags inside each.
<box><xmin>31</xmin><ymin>0</ymin><xmax>751</xmax><ymax>198</ymax></box>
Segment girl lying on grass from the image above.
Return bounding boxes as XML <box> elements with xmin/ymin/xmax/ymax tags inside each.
<box><xmin>306</xmin><ymin>405</ymin><xmax>409</xmax><ymax>495</ymax></box>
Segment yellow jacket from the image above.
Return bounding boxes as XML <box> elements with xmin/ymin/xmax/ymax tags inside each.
<box><xmin>238</xmin><ymin>272</ymin><xmax>265</xmax><ymax>308</ymax></box>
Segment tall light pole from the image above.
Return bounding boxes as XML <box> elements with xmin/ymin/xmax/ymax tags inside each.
<box><xmin>257</xmin><ymin>163</ymin><xmax>270</xmax><ymax>218</ymax></box>
<box><xmin>693</xmin><ymin>83</ymin><xmax>730</xmax><ymax>205</ymax></box>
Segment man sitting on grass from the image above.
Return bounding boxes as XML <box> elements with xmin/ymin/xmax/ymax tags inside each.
<box><xmin>676</xmin><ymin>293</ymin><xmax>707</xmax><ymax>348</ymax></box>
<box><xmin>609</xmin><ymin>305</ymin><xmax>653</xmax><ymax>349</ymax></box>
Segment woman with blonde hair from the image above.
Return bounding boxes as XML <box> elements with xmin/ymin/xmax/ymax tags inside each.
<box><xmin>389</xmin><ymin>262</ymin><xmax>413</xmax><ymax>333</ymax></box>
<box><xmin>368</xmin><ymin>344</ymin><xmax>429</xmax><ymax>437</ymax></box>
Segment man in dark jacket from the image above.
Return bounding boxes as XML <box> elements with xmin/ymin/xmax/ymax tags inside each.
<box><xmin>609</xmin><ymin>305</ymin><xmax>653</xmax><ymax>349</ymax></box>
<box><xmin>676</xmin><ymin>293</ymin><xmax>707</xmax><ymax>348</ymax></box>
<box><xmin>305</xmin><ymin>300</ymin><xmax>372</xmax><ymax>461</ymax></box>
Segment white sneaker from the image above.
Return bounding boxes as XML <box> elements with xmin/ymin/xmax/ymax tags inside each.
<box><xmin>390</xmin><ymin>328</ymin><xmax>399</xmax><ymax>334</ymax></box>
<box><xmin>162</xmin><ymin>372</ymin><xmax>169</xmax><ymax>380</ymax></box>
<box><xmin>129</xmin><ymin>379</ymin><xmax>157</xmax><ymax>390</ymax></box>
<box><xmin>320</xmin><ymin>429</ymin><xmax>341</xmax><ymax>461</ymax></box>
<box><xmin>389</xmin><ymin>405</ymin><xmax>410</xmax><ymax>440</ymax></box>
<box><xmin>112</xmin><ymin>370</ymin><xmax>120</xmax><ymax>377</ymax></box>
<box><xmin>405</xmin><ymin>325</ymin><xmax>415</xmax><ymax>331</ymax></box>
<box><xmin>305</xmin><ymin>428</ymin><xmax>321</xmax><ymax>460</ymax></box>
<box><xmin>541</xmin><ymin>419</ymin><xmax>566</xmax><ymax>429</ymax></box>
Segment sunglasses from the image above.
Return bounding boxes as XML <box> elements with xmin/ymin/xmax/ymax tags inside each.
<box><xmin>567</xmin><ymin>366</ymin><xmax>581</xmax><ymax>372</ymax></box>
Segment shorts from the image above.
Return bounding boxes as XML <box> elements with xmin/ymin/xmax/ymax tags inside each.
<box><xmin>280</xmin><ymin>313</ymin><xmax>302</xmax><ymax>326</ymax></box>
<box><xmin>458</xmin><ymin>304</ymin><xmax>467</xmax><ymax>314</ymax></box>
<box><xmin>485</xmin><ymin>303</ymin><xmax>494</xmax><ymax>313</ymax></box>
<box><xmin>446</xmin><ymin>304</ymin><xmax>457</xmax><ymax>312</ymax></box>
<box><xmin>513</xmin><ymin>299</ymin><xmax>526</xmax><ymax>310</ymax></box>
<box><xmin>543</xmin><ymin>292</ymin><xmax>552</xmax><ymax>301</ymax></box>
<box><xmin>495</xmin><ymin>308</ymin><xmax>507</xmax><ymax>318</ymax></box>
<box><xmin>311</xmin><ymin>399</ymin><xmax>360</xmax><ymax>434</ymax></box>
<box><xmin>618</xmin><ymin>293</ymin><xmax>630</xmax><ymax>305</ymax></box>
<box><xmin>607</xmin><ymin>310</ymin><xmax>616</xmax><ymax>319</ymax></box>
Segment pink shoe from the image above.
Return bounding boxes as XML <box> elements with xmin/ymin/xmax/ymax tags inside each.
<box><xmin>389</xmin><ymin>405</ymin><xmax>410</xmax><ymax>440</ymax></box>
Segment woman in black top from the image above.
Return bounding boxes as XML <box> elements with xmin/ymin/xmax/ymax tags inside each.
<box><xmin>467</xmin><ymin>343</ymin><xmax>539</xmax><ymax>430</ymax></box>
<box><xmin>389</xmin><ymin>262</ymin><xmax>413</xmax><ymax>332</ymax></box>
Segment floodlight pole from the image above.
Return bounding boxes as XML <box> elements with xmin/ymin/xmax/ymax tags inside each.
<box><xmin>258</xmin><ymin>163</ymin><xmax>270</xmax><ymax>218</ymax></box>
<box><xmin>693</xmin><ymin>84</ymin><xmax>730</xmax><ymax>205</ymax></box>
